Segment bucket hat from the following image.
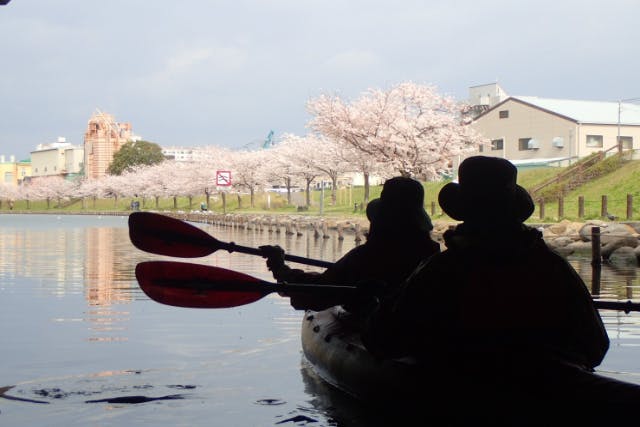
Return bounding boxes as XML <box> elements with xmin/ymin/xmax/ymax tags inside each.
<box><xmin>366</xmin><ymin>176</ymin><xmax>433</xmax><ymax>232</ymax></box>
<box><xmin>438</xmin><ymin>156</ymin><xmax>534</xmax><ymax>223</ymax></box>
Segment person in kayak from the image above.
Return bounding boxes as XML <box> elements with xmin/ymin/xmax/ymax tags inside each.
<box><xmin>363</xmin><ymin>156</ymin><xmax>609</xmax><ymax>372</ymax></box>
<box><xmin>259</xmin><ymin>176</ymin><xmax>441</xmax><ymax>312</ymax></box>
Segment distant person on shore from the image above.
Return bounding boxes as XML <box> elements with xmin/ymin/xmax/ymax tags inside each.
<box><xmin>259</xmin><ymin>176</ymin><xmax>440</xmax><ymax>312</ymax></box>
<box><xmin>363</xmin><ymin>156</ymin><xmax>609</xmax><ymax>372</ymax></box>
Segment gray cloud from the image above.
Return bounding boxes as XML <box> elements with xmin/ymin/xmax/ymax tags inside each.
<box><xmin>0</xmin><ymin>0</ymin><xmax>638</xmax><ymax>160</ymax></box>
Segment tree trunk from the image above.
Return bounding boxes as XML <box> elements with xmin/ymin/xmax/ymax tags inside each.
<box><xmin>173</xmin><ymin>196</ymin><xmax>178</xmax><ymax>209</ymax></box>
<box><xmin>82</xmin><ymin>197</ymin><xmax>86</xmax><ymax>210</ymax></box>
<box><xmin>305</xmin><ymin>179</ymin><xmax>312</xmax><ymax>207</ymax></box>
<box><xmin>114</xmin><ymin>194</ymin><xmax>119</xmax><ymax>208</ymax></box>
<box><xmin>330</xmin><ymin>175</ymin><xmax>338</xmax><ymax>206</ymax></box>
<box><xmin>285</xmin><ymin>177</ymin><xmax>292</xmax><ymax>205</ymax></box>
<box><xmin>46</xmin><ymin>198</ymin><xmax>51</xmax><ymax>209</ymax></box>
<box><xmin>236</xmin><ymin>193</ymin><xmax>242</xmax><ymax>209</ymax></box>
<box><xmin>363</xmin><ymin>172</ymin><xmax>370</xmax><ymax>204</ymax></box>
<box><xmin>188</xmin><ymin>196</ymin><xmax>193</xmax><ymax>210</ymax></box>
<box><xmin>250</xmin><ymin>189</ymin><xmax>255</xmax><ymax>208</ymax></box>
<box><xmin>221</xmin><ymin>192</ymin><xmax>227</xmax><ymax>213</ymax></box>
<box><xmin>155</xmin><ymin>196</ymin><xmax>160</xmax><ymax>208</ymax></box>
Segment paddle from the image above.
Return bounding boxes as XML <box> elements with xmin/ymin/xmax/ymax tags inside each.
<box><xmin>128</xmin><ymin>212</ymin><xmax>332</xmax><ymax>268</ymax></box>
<box><xmin>135</xmin><ymin>260</ymin><xmax>640</xmax><ymax>313</ymax></box>
<box><xmin>135</xmin><ymin>261</ymin><xmax>357</xmax><ymax>309</ymax></box>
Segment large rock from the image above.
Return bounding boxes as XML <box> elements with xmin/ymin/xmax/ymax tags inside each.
<box><xmin>608</xmin><ymin>247</ymin><xmax>638</xmax><ymax>267</ymax></box>
<box><xmin>578</xmin><ymin>222</ymin><xmax>637</xmax><ymax>244</ymax></box>
<box><xmin>565</xmin><ymin>241</ymin><xmax>593</xmax><ymax>254</ymax></box>
<box><xmin>601</xmin><ymin>237</ymin><xmax>640</xmax><ymax>259</ymax></box>
<box><xmin>548</xmin><ymin>236</ymin><xmax>575</xmax><ymax>248</ymax></box>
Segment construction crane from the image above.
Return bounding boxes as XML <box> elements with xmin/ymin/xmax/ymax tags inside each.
<box><xmin>263</xmin><ymin>130</ymin><xmax>274</xmax><ymax>148</ymax></box>
<box><xmin>262</xmin><ymin>130</ymin><xmax>274</xmax><ymax>148</ymax></box>
<box><xmin>241</xmin><ymin>130</ymin><xmax>276</xmax><ymax>150</ymax></box>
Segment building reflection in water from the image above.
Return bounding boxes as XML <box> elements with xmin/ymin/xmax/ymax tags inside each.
<box><xmin>0</xmin><ymin>218</ymin><xmax>138</xmax><ymax>343</ymax></box>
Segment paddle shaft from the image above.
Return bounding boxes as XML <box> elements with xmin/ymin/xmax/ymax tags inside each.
<box><xmin>218</xmin><ymin>240</ymin><xmax>332</xmax><ymax>268</ymax></box>
<box><xmin>593</xmin><ymin>300</ymin><xmax>640</xmax><ymax>313</ymax></box>
<box><xmin>152</xmin><ymin>277</ymin><xmax>357</xmax><ymax>297</ymax></box>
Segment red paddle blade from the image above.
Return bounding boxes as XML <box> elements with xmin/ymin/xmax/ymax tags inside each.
<box><xmin>135</xmin><ymin>261</ymin><xmax>271</xmax><ymax>308</ymax></box>
<box><xmin>128</xmin><ymin>212</ymin><xmax>218</xmax><ymax>258</ymax></box>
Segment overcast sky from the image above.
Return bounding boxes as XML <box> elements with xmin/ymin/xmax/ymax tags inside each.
<box><xmin>1</xmin><ymin>0</ymin><xmax>639</xmax><ymax>160</ymax></box>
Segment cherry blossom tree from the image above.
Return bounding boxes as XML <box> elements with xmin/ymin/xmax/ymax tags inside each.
<box><xmin>98</xmin><ymin>174</ymin><xmax>129</xmax><ymax>208</ymax></box>
<box><xmin>338</xmin><ymin>142</ymin><xmax>386</xmax><ymax>204</ymax></box>
<box><xmin>156</xmin><ymin>160</ymin><xmax>193</xmax><ymax>209</ymax></box>
<box><xmin>191</xmin><ymin>146</ymin><xmax>233</xmax><ymax>209</ymax></box>
<box><xmin>260</xmin><ymin>143</ymin><xmax>303</xmax><ymax>205</ymax></box>
<box><xmin>22</xmin><ymin>176</ymin><xmax>75</xmax><ymax>209</ymax></box>
<box><xmin>75</xmin><ymin>178</ymin><xmax>105</xmax><ymax>209</ymax></box>
<box><xmin>133</xmin><ymin>162</ymin><xmax>172</xmax><ymax>209</ymax></box>
<box><xmin>0</xmin><ymin>183</ymin><xmax>19</xmax><ymax>209</ymax></box>
<box><xmin>307</xmin><ymin>81</ymin><xmax>487</xmax><ymax>180</ymax></box>
<box><xmin>276</xmin><ymin>134</ymin><xmax>322</xmax><ymax>207</ymax></box>
<box><xmin>228</xmin><ymin>149</ymin><xmax>268</xmax><ymax>208</ymax></box>
<box><xmin>280</xmin><ymin>134</ymin><xmax>352</xmax><ymax>206</ymax></box>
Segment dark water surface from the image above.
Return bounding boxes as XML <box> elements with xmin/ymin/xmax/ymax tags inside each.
<box><xmin>1</xmin><ymin>214</ymin><xmax>640</xmax><ymax>426</ymax></box>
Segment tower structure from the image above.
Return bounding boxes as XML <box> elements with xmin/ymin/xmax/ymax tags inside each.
<box><xmin>83</xmin><ymin>110</ymin><xmax>134</xmax><ymax>180</ymax></box>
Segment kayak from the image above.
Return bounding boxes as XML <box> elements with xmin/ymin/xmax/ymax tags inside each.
<box><xmin>301</xmin><ymin>307</ymin><xmax>640</xmax><ymax>425</ymax></box>
<box><xmin>300</xmin><ymin>306</ymin><xmax>420</xmax><ymax>403</ymax></box>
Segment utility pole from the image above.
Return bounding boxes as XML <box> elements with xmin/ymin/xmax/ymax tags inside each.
<box><xmin>617</xmin><ymin>97</ymin><xmax>640</xmax><ymax>153</ymax></box>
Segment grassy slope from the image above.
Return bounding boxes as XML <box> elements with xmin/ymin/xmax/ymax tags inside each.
<box><xmin>533</xmin><ymin>160</ymin><xmax>640</xmax><ymax>221</ymax></box>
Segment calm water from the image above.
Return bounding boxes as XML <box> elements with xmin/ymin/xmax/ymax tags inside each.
<box><xmin>1</xmin><ymin>214</ymin><xmax>640</xmax><ymax>426</ymax></box>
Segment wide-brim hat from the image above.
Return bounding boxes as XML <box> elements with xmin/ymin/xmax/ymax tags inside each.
<box><xmin>438</xmin><ymin>156</ymin><xmax>534</xmax><ymax>223</ymax></box>
<box><xmin>366</xmin><ymin>176</ymin><xmax>433</xmax><ymax>232</ymax></box>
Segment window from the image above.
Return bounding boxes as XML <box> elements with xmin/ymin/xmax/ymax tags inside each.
<box><xmin>499</xmin><ymin>110</ymin><xmax>509</xmax><ymax>118</ymax></box>
<box><xmin>619</xmin><ymin>136</ymin><xmax>633</xmax><ymax>149</ymax></box>
<box><xmin>518</xmin><ymin>138</ymin><xmax>532</xmax><ymax>151</ymax></box>
<box><xmin>586</xmin><ymin>135</ymin><xmax>603</xmax><ymax>148</ymax></box>
<box><xmin>491</xmin><ymin>139</ymin><xmax>504</xmax><ymax>150</ymax></box>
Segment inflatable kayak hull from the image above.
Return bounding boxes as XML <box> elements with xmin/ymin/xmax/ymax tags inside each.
<box><xmin>301</xmin><ymin>307</ymin><xmax>640</xmax><ymax>425</ymax></box>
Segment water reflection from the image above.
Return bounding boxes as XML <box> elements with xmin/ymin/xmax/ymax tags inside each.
<box><xmin>2</xmin><ymin>214</ymin><xmax>640</xmax><ymax>426</ymax></box>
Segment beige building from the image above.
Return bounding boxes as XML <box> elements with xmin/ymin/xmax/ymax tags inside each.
<box><xmin>0</xmin><ymin>155</ymin><xmax>31</xmax><ymax>185</ymax></box>
<box><xmin>469</xmin><ymin>94</ymin><xmax>640</xmax><ymax>167</ymax></box>
<box><xmin>30</xmin><ymin>137</ymin><xmax>84</xmax><ymax>178</ymax></box>
<box><xmin>84</xmin><ymin>110</ymin><xmax>138</xmax><ymax>180</ymax></box>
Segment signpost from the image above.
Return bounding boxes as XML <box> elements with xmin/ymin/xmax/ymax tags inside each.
<box><xmin>216</xmin><ymin>170</ymin><xmax>232</xmax><ymax>187</ymax></box>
